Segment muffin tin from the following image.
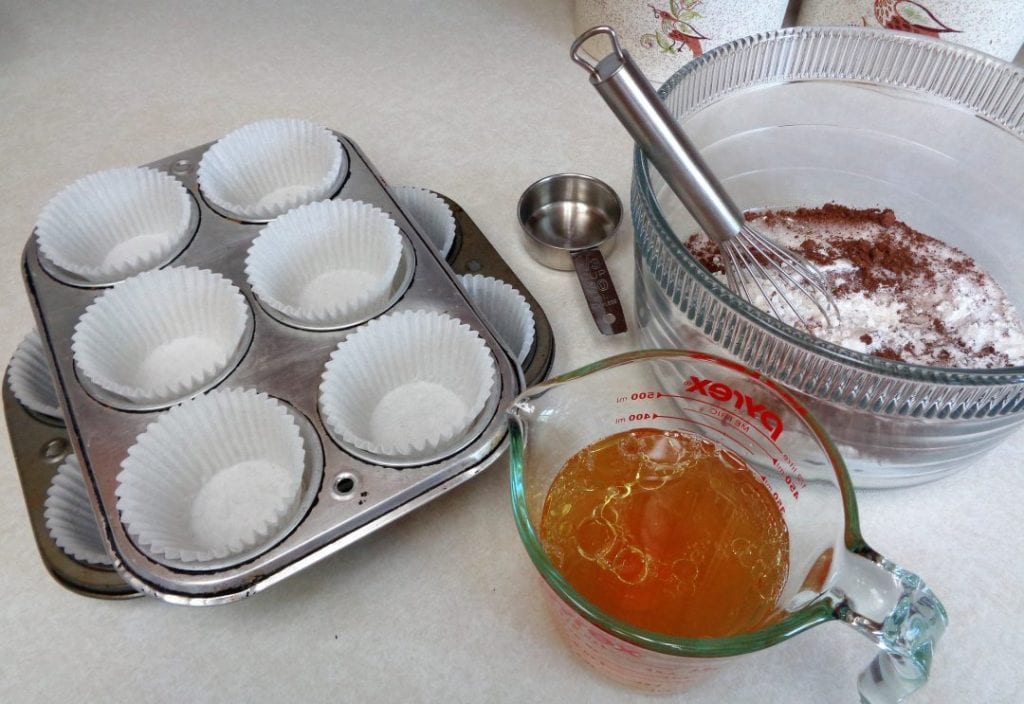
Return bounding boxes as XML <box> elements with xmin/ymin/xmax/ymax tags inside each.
<box><xmin>9</xmin><ymin>126</ymin><xmax>553</xmax><ymax>603</ymax></box>
<box><xmin>4</xmin><ymin>379</ymin><xmax>138</xmax><ymax>598</ymax></box>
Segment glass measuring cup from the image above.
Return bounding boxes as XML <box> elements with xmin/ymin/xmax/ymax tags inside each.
<box><xmin>508</xmin><ymin>350</ymin><xmax>946</xmax><ymax>702</ymax></box>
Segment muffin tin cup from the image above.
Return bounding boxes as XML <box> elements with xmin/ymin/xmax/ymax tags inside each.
<box><xmin>71</xmin><ymin>266</ymin><xmax>252</xmax><ymax>409</ymax></box>
<box><xmin>35</xmin><ymin>167</ymin><xmax>197</xmax><ymax>286</ymax></box>
<box><xmin>457</xmin><ymin>274</ymin><xmax>536</xmax><ymax>365</ymax></box>
<box><xmin>320</xmin><ymin>310</ymin><xmax>499</xmax><ymax>465</ymax></box>
<box><xmin>15</xmin><ymin>130</ymin><xmax>530</xmax><ymax>603</ymax></box>
<box><xmin>391</xmin><ymin>186</ymin><xmax>457</xmax><ymax>258</ymax></box>
<box><xmin>44</xmin><ymin>454</ymin><xmax>113</xmax><ymax>567</ymax></box>
<box><xmin>8</xmin><ymin>330</ymin><xmax>63</xmax><ymax>421</ymax></box>
<box><xmin>116</xmin><ymin>389</ymin><xmax>320</xmax><ymax>570</ymax></box>
<box><xmin>197</xmin><ymin>118</ymin><xmax>347</xmax><ymax>222</ymax></box>
<box><xmin>245</xmin><ymin>199</ymin><xmax>406</xmax><ymax>329</ymax></box>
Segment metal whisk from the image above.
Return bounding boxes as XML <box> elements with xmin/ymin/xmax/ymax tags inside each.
<box><xmin>571</xmin><ymin>26</ymin><xmax>838</xmax><ymax>330</ymax></box>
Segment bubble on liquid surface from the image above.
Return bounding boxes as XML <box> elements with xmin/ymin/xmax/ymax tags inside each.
<box><xmin>670</xmin><ymin>558</ymin><xmax>699</xmax><ymax>596</ymax></box>
<box><xmin>635</xmin><ymin>468</ymin><xmax>670</xmax><ymax>492</ymax></box>
<box><xmin>608</xmin><ymin>544</ymin><xmax>650</xmax><ymax>585</ymax></box>
<box><xmin>635</xmin><ymin>432</ymin><xmax>694</xmax><ymax>491</ymax></box>
<box><xmin>617</xmin><ymin>432</ymin><xmax>644</xmax><ymax>460</ymax></box>
<box><xmin>643</xmin><ymin>432</ymin><xmax>686</xmax><ymax>468</ymax></box>
<box><xmin>576</xmin><ymin>515</ymin><xmax>615</xmax><ymax>561</ymax></box>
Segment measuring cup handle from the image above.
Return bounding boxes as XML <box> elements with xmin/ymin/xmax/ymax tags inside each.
<box><xmin>570</xmin><ymin>248</ymin><xmax>627</xmax><ymax>336</ymax></box>
<box><xmin>832</xmin><ymin>548</ymin><xmax>948</xmax><ymax>703</ymax></box>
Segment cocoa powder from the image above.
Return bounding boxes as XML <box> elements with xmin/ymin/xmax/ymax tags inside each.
<box><xmin>686</xmin><ymin>204</ymin><xmax>1024</xmax><ymax>368</ymax></box>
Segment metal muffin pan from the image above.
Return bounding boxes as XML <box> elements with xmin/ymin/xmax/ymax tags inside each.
<box><xmin>17</xmin><ymin>131</ymin><xmax>541</xmax><ymax>604</ymax></box>
<box><xmin>3</xmin><ymin>379</ymin><xmax>139</xmax><ymax>599</ymax></box>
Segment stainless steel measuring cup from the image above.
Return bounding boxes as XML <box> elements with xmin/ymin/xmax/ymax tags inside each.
<box><xmin>517</xmin><ymin>173</ymin><xmax>627</xmax><ymax>335</ymax></box>
<box><xmin>509</xmin><ymin>350</ymin><xmax>946</xmax><ymax>702</ymax></box>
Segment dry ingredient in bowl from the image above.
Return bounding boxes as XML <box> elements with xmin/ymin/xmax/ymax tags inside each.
<box><xmin>686</xmin><ymin>204</ymin><xmax>1024</xmax><ymax>368</ymax></box>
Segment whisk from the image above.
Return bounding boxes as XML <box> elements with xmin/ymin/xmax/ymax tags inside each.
<box><xmin>571</xmin><ymin>26</ymin><xmax>838</xmax><ymax>330</ymax></box>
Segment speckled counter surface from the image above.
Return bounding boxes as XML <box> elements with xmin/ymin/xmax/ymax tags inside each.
<box><xmin>1</xmin><ymin>2</ymin><xmax>1021</xmax><ymax>702</ymax></box>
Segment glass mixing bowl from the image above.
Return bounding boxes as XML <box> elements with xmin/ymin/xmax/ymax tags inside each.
<box><xmin>632</xmin><ymin>27</ymin><xmax>1024</xmax><ymax>488</ymax></box>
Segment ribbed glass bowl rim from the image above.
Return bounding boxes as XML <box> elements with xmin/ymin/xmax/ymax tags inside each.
<box><xmin>633</xmin><ymin>26</ymin><xmax>1024</xmax><ymax>387</ymax></box>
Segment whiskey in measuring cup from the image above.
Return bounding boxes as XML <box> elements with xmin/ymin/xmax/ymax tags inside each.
<box><xmin>509</xmin><ymin>351</ymin><xmax>946</xmax><ymax>701</ymax></box>
<box><xmin>540</xmin><ymin>428</ymin><xmax>788</xmax><ymax>638</ymax></box>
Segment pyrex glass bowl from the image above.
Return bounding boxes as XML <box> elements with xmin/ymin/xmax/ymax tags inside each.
<box><xmin>632</xmin><ymin>27</ymin><xmax>1024</xmax><ymax>488</ymax></box>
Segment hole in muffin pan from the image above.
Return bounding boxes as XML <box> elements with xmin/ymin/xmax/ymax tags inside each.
<box><xmin>40</xmin><ymin>438</ymin><xmax>69</xmax><ymax>464</ymax></box>
<box><xmin>251</xmin><ymin>234</ymin><xmax>416</xmax><ymax>332</ymax></box>
<box><xmin>36</xmin><ymin>191</ymin><xmax>202</xmax><ymax>290</ymax></box>
<box><xmin>333</xmin><ymin>473</ymin><xmax>357</xmax><ymax>498</ymax></box>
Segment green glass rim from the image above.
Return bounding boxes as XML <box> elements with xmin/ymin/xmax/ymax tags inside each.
<box><xmin>508</xmin><ymin>349</ymin><xmax>860</xmax><ymax>658</ymax></box>
<box><xmin>633</xmin><ymin>25</ymin><xmax>1024</xmax><ymax>386</ymax></box>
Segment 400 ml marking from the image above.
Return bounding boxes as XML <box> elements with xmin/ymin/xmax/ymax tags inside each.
<box><xmin>613</xmin><ymin>385</ymin><xmax>804</xmax><ymax>503</ymax></box>
<box><xmin>617</xmin><ymin>382</ymin><xmax>784</xmax><ymax>441</ymax></box>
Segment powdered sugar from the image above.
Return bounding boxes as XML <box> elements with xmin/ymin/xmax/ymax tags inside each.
<box><xmin>686</xmin><ymin>206</ymin><xmax>1024</xmax><ymax>369</ymax></box>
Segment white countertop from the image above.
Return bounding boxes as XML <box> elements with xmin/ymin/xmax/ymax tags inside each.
<box><xmin>1</xmin><ymin>2</ymin><xmax>1021</xmax><ymax>702</ymax></box>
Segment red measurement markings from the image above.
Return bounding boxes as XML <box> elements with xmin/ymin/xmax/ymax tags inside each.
<box><xmin>615</xmin><ymin>399</ymin><xmax>804</xmax><ymax>503</ymax></box>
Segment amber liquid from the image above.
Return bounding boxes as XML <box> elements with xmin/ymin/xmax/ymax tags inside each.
<box><xmin>540</xmin><ymin>428</ymin><xmax>789</xmax><ymax>638</ymax></box>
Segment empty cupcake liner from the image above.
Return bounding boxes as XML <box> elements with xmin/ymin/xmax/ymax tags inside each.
<box><xmin>35</xmin><ymin>166</ymin><xmax>195</xmax><ymax>284</ymax></box>
<box><xmin>72</xmin><ymin>266</ymin><xmax>250</xmax><ymax>406</ymax></box>
<box><xmin>197</xmin><ymin>118</ymin><xmax>346</xmax><ymax>221</ymax></box>
<box><xmin>44</xmin><ymin>454</ymin><xmax>113</xmax><ymax>566</ymax></box>
<box><xmin>116</xmin><ymin>388</ymin><xmax>307</xmax><ymax>565</ymax></box>
<box><xmin>7</xmin><ymin>330</ymin><xmax>62</xmax><ymax>420</ymax></box>
<box><xmin>245</xmin><ymin>199</ymin><xmax>404</xmax><ymax>327</ymax></box>
<box><xmin>320</xmin><ymin>310</ymin><xmax>497</xmax><ymax>460</ymax></box>
<box><xmin>457</xmin><ymin>274</ymin><xmax>536</xmax><ymax>364</ymax></box>
<box><xmin>391</xmin><ymin>186</ymin><xmax>456</xmax><ymax>258</ymax></box>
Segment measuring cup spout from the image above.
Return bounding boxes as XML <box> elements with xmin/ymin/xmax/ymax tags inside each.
<box><xmin>831</xmin><ymin>549</ymin><xmax>947</xmax><ymax>704</ymax></box>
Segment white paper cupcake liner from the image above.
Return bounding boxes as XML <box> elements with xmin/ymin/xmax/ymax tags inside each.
<box><xmin>392</xmin><ymin>186</ymin><xmax>456</xmax><ymax>258</ymax></box>
<box><xmin>197</xmin><ymin>119</ymin><xmax>346</xmax><ymax>221</ymax></box>
<box><xmin>457</xmin><ymin>274</ymin><xmax>536</xmax><ymax>364</ymax></box>
<box><xmin>320</xmin><ymin>310</ymin><xmax>497</xmax><ymax>459</ymax></box>
<box><xmin>44</xmin><ymin>455</ymin><xmax>113</xmax><ymax>566</ymax></box>
<box><xmin>245</xmin><ymin>199</ymin><xmax>403</xmax><ymax>327</ymax></box>
<box><xmin>72</xmin><ymin>266</ymin><xmax>249</xmax><ymax>405</ymax></box>
<box><xmin>35</xmin><ymin>167</ymin><xmax>194</xmax><ymax>284</ymax></box>
<box><xmin>7</xmin><ymin>330</ymin><xmax>62</xmax><ymax>419</ymax></box>
<box><xmin>116</xmin><ymin>388</ymin><xmax>307</xmax><ymax>565</ymax></box>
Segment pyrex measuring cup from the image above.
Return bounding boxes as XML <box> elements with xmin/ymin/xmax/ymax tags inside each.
<box><xmin>508</xmin><ymin>350</ymin><xmax>946</xmax><ymax>702</ymax></box>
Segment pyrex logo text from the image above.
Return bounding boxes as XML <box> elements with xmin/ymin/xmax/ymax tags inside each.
<box><xmin>685</xmin><ymin>376</ymin><xmax>784</xmax><ymax>441</ymax></box>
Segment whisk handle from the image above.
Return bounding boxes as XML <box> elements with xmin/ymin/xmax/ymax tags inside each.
<box><xmin>571</xmin><ymin>26</ymin><xmax>745</xmax><ymax>245</ymax></box>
